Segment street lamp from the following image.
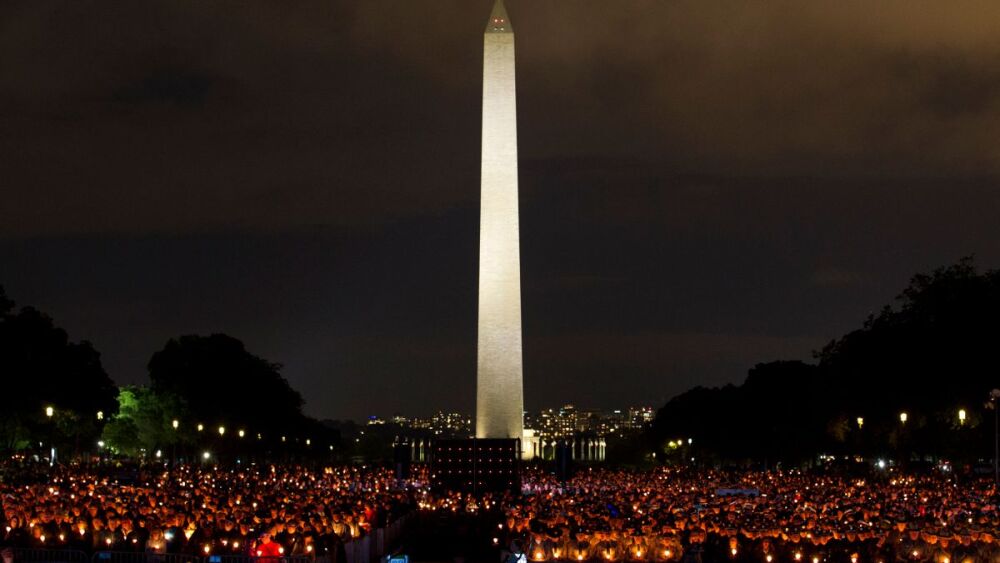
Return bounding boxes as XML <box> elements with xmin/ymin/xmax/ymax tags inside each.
<box><xmin>990</xmin><ymin>390</ymin><xmax>1000</xmax><ymax>485</ymax></box>
<box><xmin>959</xmin><ymin>409</ymin><xmax>967</xmax><ymax>425</ymax></box>
<box><xmin>44</xmin><ymin>406</ymin><xmax>56</xmax><ymax>465</ymax></box>
<box><xmin>171</xmin><ymin>419</ymin><xmax>179</xmax><ymax>465</ymax></box>
<box><xmin>856</xmin><ymin>417</ymin><xmax>864</xmax><ymax>429</ymax></box>
<box><xmin>197</xmin><ymin>423</ymin><xmax>204</xmax><ymax>432</ymax></box>
<box><xmin>238</xmin><ymin>430</ymin><xmax>245</xmax><ymax>438</ymax></box>
<box><xmin>218</xmin><ymin>426</ymin><xmax>226</xmax><ymax>437</ymax></box>
<box><xmin>898</xmin><ymin>411</ymin><xmax>909</xmax><ymax>468</ymax></box>
<box><xmin>96</xmin><ymin>411</ymin><xmax>104</xmax><ymax>421</ymax></box>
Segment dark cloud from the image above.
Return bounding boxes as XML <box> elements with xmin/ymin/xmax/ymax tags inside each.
<box><xmin>2</xmin><ymin>1</ymin><xmax>1000</xmax><ymax>419</ymax></box>
<box><xmin>113</xmin><ymin>63</ymin><xmax>216</xmax><ymax>107</ymax></box>
<box><xmin>905</xmin><ymin>53</ymin><xmax>1000</xmax><ymax>119</ymax></box>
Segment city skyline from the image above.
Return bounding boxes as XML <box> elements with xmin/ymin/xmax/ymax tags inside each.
<box><xmin>4</xmin><ymin>0</ymin><xmax>1000</xmax><ymax>421</ymax></box>
<box><xmin>353</xmin><ymin>403</ymin><xmax>653</xmax><ymax>436</ymax></box>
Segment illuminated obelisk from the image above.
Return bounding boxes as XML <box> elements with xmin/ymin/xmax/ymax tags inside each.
<box><xmin>476</xmin><ymin>0</ymin><xmax>523</xmax><ymax>440</ymax></box>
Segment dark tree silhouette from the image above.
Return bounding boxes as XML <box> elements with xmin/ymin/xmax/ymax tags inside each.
<box><xmin>651</xmin><ymin>257</ymin><xmax>1000</xmax><ymax>467</ymax></box>
<box><xmin>147</xmin><ymin>334</ymin><xmax>307</xmax><ymax>437</ymax></box>
<box><xmin>650</xmin><ymin>361</ymin><xmax>822</xmax><ymax>466</ymax></box>
<box><xmin>0</xmin><ymin>286</ymin><xmax>12</xmax><ymax>316</ymax></box>
<box><xmin>0</xmin><ymin>286</ymin><xmax>118</xmax><ymax>452</ymax></box>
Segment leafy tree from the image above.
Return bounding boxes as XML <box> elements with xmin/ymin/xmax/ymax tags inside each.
<box><xmin>651</xmin><ymin>257</ymin><xmax>1000</xmax><ymax>467</ymax></box>
<box><xmin>102</xmin><ymin>389</ymin><xmax>142</xmax><ymax>454</ymax></box>
<box><xmin>101</xmin><ymin>387</ymin><xmax>190</xmax><ymax>456</ymax></box>
<box><xmin>147</xmin><ymin>334</ymin><xmax>306</xmax><ymax>439</ymax></box>
<box><xmin>650</xmin><ymin>362</ymin><xmax>822</xmax><ymax>467</ymax></box>
<box><xmin>0</xmin><ymin>286</ymin><xmax>12</xmax><ymax>316</ymax></box>
<box><xmin>0</xmin><ymin>287</ymin><xmax>118</xmax><ymax>452</ymax></box>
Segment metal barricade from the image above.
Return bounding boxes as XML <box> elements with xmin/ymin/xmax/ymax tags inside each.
<box><xmin>2</xmin><ymin>548</ymin><xmax>322</xmax><ymax>563</ymax></box>
<box><xmin>205</xmin><ymin>556</ymin><xmax>313</xmax><ymax>563</ymax></box>
<box><xmin>92</xmin><ymin>552</ymin><xmax>202</xmax><ymax>563</ymax></box>
<box><xmin>342</xmin><ymin>513</ymin><xmax>414</xmax><ymax>563</ymax></box>
<box><xmin>342</xmin><ymin>537</ymin><xmax>369</xmax><ymax>563</ymax></box>
<box><xmin>8</xmin><ymin>548</ymin><xmax>90</xmax><ymax>563</ymax></box>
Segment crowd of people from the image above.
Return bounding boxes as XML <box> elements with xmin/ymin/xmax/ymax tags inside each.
<box><xmin>3</xmin><ymin>460</ymin><xmax>1000</xmax><ymax>562</ymax></box>
<box><xmin>507</xmin><ymin>467</ymin><xmax>1000</xmax><ymax>562</ymax></box>
<box><xmin>0</xmin><ymin>461</ymin><xmax>418</xmax><ymax>559</ymax></box>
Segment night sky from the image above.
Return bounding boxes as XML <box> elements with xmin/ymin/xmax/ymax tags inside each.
<box><xmin>3</xmin><ymin>1</ymin><xmax>1000</xmax><ymax>421</ymax></box>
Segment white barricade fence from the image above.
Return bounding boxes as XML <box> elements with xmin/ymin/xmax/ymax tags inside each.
<box><xmin>342</xmin><ymin>513</ymin><xmax>414</xmax><ymax>563</ymax></box>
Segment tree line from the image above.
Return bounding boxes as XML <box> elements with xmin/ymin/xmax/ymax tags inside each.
<box><xmin>0</xmin><ymin>286</ymin><xmax>336</xmax><ymax>461</ymax></box>
<box><xmin>649</xmin><ymin>257</ymin><xmax>1000</xmax><ymax>468</ymax></box>
<box><xmin>7</xmin><ymin>256</ymin><xmax>999</xmax><ymax>466</ymax></box>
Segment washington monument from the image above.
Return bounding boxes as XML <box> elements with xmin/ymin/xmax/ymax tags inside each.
<box><xmin>476</xmin><ymin>0</ymin><xmax>524</xmax><ymax>440</ymax></box>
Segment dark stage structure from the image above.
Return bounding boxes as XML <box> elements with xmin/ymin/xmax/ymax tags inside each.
<box><xmin>430</xmin><ymin>438</ymin><xmax>520</xmax><ymax>493</ymax></box>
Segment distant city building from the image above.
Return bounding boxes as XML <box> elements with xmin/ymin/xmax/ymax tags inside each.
<box><xmin>386</xmin><ymin>405</ymin><xmax>652</xmax><ymax>462</ymax></box>
<box><xmin>399</xmin><ymin>411</ymin><xmax>473</xmax><ymax>437</ymax></box>
<box><xmin>523</xmin><ymin>404</ymin><xmax>654</xmax><ymax>440</ymax></box>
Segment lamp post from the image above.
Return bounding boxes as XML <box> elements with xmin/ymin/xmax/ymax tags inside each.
<box><xmin>991</xmin><ymin>390</ymin><xmax>1000</xmax><ymax>486</ymax></box>
<box><xmin>217</xmin><ymin>426</ymin><xmax>226</xmax><ymax>464</ymax></box>
<box><xmin>898</xmin><ymin>412</ymin><xmax>908</xmax><ymax>467</ymax></box>
<box><xmin>44</xmin><ymin>406</ymin><xmax>56</xmax><ymax>466</ymax></box>
<box><xmin>171</xmin><ymin>419</ymin><xmax>179</xmax><ymax>465</ymax></box>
